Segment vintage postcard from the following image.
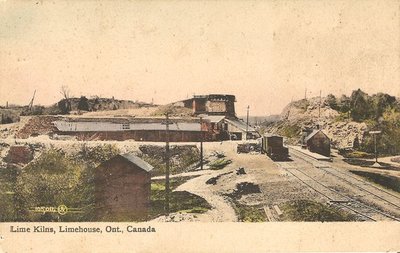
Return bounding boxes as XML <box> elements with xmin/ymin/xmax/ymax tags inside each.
<box><xmin>0</xmin><ymin>0</ymin><xmax>399</xmax><ymax>252</ymax></box>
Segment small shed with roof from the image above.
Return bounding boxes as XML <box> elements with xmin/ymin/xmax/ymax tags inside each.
<box><xmin>304</xmin><ymin>129</ymin><xmax>331</xmax><ymax>157</ymax></box>
<box><xmin>94</xmin><ymin>153</ymin><xmax>154</xmax><ymax>221</ymax></box>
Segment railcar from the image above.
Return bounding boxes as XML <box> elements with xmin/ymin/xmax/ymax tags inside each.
<box><xmin>261</xmin><ymin>134</ymin><xmax>289</xmax><ymax>160</ymax></box>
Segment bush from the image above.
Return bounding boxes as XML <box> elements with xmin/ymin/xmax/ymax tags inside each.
<box><xmin>13</xmin><ymin>150</ymin><xmax>94</xmax><ymax>221</ymax></box>
<box><xmin>208</xmin><ymin>158</ymin><xmax>232</xmax><ymax>170</ymax></box>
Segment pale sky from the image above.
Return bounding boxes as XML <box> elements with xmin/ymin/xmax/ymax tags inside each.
<box><xmin>1</xmin><ymin>0</ymin><xmax>399</xmax><ymax>115</ymax></box>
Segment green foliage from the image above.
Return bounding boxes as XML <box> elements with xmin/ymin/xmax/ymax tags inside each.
<box><xmin>338</xmin><ymin>95</ymin><xmax>351</xmax><ymax>113</ymax></box>
<box><xmin>279</xmin><ymin>124</ymin><xmax>301</xmax><ymax>139</ymax></box>
<box><xmin>339</xmin><ymin>150</ymin><xmax>373</xmax><ymax>159</ymax></box>
<box><xmin>12</xmin><ymin>150</ymin><xmax>94</xmax><ymax>221</ymax></box>
<box><xmin>350</xmin><ymin>170</ymin><xmax>400</xmax><ymax>193</ymax></box>
<box><xmin>76</xmin><ymin>144</ymin><xmax>120</xmax><ymax>167</ymax></box>
<box><xmin>138</xmin><ymin>145</ymin><xmax>200</xmax><ymax>176</ymax></box>
<box><xmin>350</xmin><ymin>89</ymin><xmax>371</xmax><ymax>122</ymax></box>
<box><xmin>149</xmin><ymin>180</ymin><xmax>211</xmax><ymax>219</ymax></box>
<box><xmin>233</xmin><ymin>203</ymin><xmax>266</xmax><ymax>222</ymax></box>
<box><xmin>77</xmin><ymin>96</ymin><xmax>90</xmax><ymax>111</ymax></box>
<box><xmin>0</xmin><ymin>166</ymin><xmax>19</xmax><ymax>221</ymax></box>
<box><xmin>57</xmin><ymin>99</ymin><xmax>71</xmax><ymax>114</ymax></box>
<box><xmin>359</xmin><ymin>108</ymin><xmax>400</xmax><ymax>155</ymax></box>
<box><xmin>208</xmin><ymin>158</ymin><xmax>232</xmax><ymax>170</ymax></box>
<box><xmin>281</xmin><ymin>200</ymin><xmax>357</xmax><ymax>221</ymax></box>
<box><xmin>325</xmin><ymin>94</ymin><xmax>338</xmax><ymax>110</ymax></box>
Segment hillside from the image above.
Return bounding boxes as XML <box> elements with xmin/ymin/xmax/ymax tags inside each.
<box><xmin>263</xmin><ymin>90</ymin><xmax>400</xmax><ymax>154</ymax></box>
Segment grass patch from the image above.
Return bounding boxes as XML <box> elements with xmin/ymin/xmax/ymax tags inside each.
<box><xmin>350</xmin><ymin>170</ymin><xmax>400</xmax><ymax>193</ymax></box>
<box><xmin>208</xmin><ymin>158</ymin><xmax>232</xmax><ymax>170</ymax></box>
<box><xmin>226</xmin><ymin>182</ymin><xmax>265</xmax><ymax>222</ymax></box>
<box><xmin>343</xmin><ymin>159</ymin><xmax>399</xmax><ymax>170</ymax></box>
<box><xmin>340</xmin><ymin>150</ymin><xmax>374</xmax><ymax>159</ymax></box>
<box><xmin>233</xmin><ymin>203</ymin><xmax>266</xmax><ymax>222</ymax></box>
<box><xmin>138</xmin><ymin>145</ymin><xmax>200</xmax><ymax>176</ymax></box>
<box><xmin>281</xmin><ymin>200</ymin><xmax>357</xmax><ymax>222</ymax></box>
<box><xmin>149</xmin><ymin>179</ymin><xmax>211</xmax><ymax>219</ymax></box>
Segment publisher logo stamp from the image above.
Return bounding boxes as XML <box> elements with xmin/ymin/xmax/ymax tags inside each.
<box><xmin>29</xmin><ymin>205</ymin><xmax>81</xmax><ymax>215</ymax></box>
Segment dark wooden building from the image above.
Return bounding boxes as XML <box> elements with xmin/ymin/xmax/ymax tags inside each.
<box><xmin>95</xmin><ymin>153</ymin><xmax>153</xmax><ymax>221</ymax></box>
<box><xmin>304</xmin><ymin>130</ymin><xmax>331</xmax><ymax>157</ymax></box>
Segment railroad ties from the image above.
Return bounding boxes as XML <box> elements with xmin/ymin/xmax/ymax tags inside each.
<box><xmin>276</xmin><ymin>156</ymin><xmax>400</xmax><ymax>222</ymax></box>
<box><xmin>263</xmin><ymin>205</ymin><xmax>283</xmax><ymax>222</ymax></box>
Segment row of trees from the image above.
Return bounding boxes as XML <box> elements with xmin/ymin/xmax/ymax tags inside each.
<box><xmin>325</xmin><ymin>89</ymin><xmax>399</xmax><ymax>122</ymax></box>
<box><xmin>325</xmin><ymin>89</ymin><xmax>400</xmax><ymax>155</ymax></box>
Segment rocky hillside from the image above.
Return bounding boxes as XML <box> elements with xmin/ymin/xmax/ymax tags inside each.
<box><xmin>264</xmin><ymin>97</ymin><xmax>368</xmax><ymax>149</ymax></box>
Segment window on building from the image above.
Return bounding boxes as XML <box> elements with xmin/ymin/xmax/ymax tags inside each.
<box><xmin>122</xmin><ymin>123</ymin><xmax>130</xmax><ymax>130</ymax></box>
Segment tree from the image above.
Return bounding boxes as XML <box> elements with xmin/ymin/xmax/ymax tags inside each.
<box><xmin>325</xmin><ymin>94</ymin><xmax>338</xmax><ymax>110</ymax></box>
<box><xmin>59</xmin><ymin>85</ymin><xmax>72</xmax><ymax>113</ymax></box>
<box><xmin>370</xmin><ymin>93</ymin><xmax>396</xmax><ymax>120</ymax></box>
<box><xmin>338</xmin><ymin>95</ymin><xmax>351</xmax><ymax>113</ymax></box>
<box><xmin>350</xmin><ymin>89</ymin><xmax>370</xmax><ymax>121</ymax></box>
<box><xmin>78</xmin><ymin>96</ymin><xmax>89</xmax><ymax>111</ymax></box>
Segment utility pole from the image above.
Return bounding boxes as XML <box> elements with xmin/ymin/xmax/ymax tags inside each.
<box><xmin>369</xmin><ymin>131</ymin><xmax>381</xmax><ymax>165</ymax></box>
<box><xmin>199</xmin><ymin>116</ymin><xmax>203</xmax><ymax>170</ymax></box>
<box><xmin>246</xmin><ymin>105</ymin><xmax>250</xmax><ymax>140</ymax></box>
<box><xmin>318</xmin><ymin>90</ymin><xmax>322</xmax><ymax>119</ymax></box>
<box><xmin>162</xmin><ymin>113</ymin><xmax>173</xmax><ymax>215</ymax></box>
<box><xmin>28</xmin><ymin>90</ymin><xmax>36</xmax><ymax>111</ymax></box>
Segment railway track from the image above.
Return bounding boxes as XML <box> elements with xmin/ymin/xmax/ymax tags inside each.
<box><xmin>277</xmin><ymin>148</ymin><xmax>400</xmax><ymax>221</ymax></box>
<box><xmin>289</xmin><ymin>148</ymin><xmax>400</xmax><ymax>210</ymax></box>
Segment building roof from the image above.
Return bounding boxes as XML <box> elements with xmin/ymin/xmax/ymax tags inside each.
<box><xmin>263</xmin><ymin>133</ymin><xmax>283</xmax><ymax>138</ymax></box>
<box><xmin>304</xmin><ymin>129</ymin><xmax>328</xmax><ymax>142</ymax></box>
<box><xmin>203</xmin><ymin>115</ymin><xmax>225</xmax><ymax>123</ymax></box>
<box><xmin>224</xmin><ymin>118</ymin><xmax>257</xmax><ymax>132</ymax></box>
<box><xmin>119</xmin><ymin>153</ymin><xmax>154</xmax><ymax>172</ymax></box>
<box><xmin>53</xmin><ymin>120</ymin><xmax>201</xmax><ymax>132</ymax></box>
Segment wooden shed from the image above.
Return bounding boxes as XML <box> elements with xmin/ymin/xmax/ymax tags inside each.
<box><xmin>304</xmin><ymin>130</ymin><xmax>331</xmax><ymax>157</ymax></box>
<box><xmin>95</xmin><ymin>153</ymin><xmax>153</xmax><ymax>221</ymax></box>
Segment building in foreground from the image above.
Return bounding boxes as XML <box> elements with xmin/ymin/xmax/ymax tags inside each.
<box><xmin>95</xmin><ymin>153</ymin><xmax>153</xmax><ymax>221</ymax></box>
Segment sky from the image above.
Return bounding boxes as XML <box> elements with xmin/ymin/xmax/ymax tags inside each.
<box><xmin>1</xmin><ymin>0</ymin><xmax>399</xmax><ymax>116</ymax></box>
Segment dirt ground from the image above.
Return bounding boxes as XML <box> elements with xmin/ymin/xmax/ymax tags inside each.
<box><xmin>1</xmin><ymin>133</ymin><xmax>399</xmax><ymax>222</ymax></box>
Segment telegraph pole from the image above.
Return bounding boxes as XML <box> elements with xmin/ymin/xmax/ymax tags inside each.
<box><xmin>318</xmin><ymin>90</ymin><xmax>322</xmax><ymax>119</ymax></box>
<box><xmin>200</xmin><ymin>116</ymin><xmax>203</xmax><ymax>170</ymax></box>
<box><xmin>246</xmin><ymin>105</ymin><xmax>249</xmax><ymax>140</ymax></box>
<box><xmin>369</xmin><ymin>131</ymin><xmax>381</xmax><ymax>165</ymax></box>
<box><xmin>162</xmin><ymin>113</ymin><xmax>173</xmax><ymax>215</ymax></box>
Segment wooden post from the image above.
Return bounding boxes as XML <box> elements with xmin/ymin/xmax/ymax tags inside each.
<box><xmin>200</xmin><ymin>116</ymin><xmax>203</xmax><ymax>170</ymax></box>
<box><xmin>162</xmin><ymin>113</ymin><xmax>173</xmax><ymax>215</ymax></box>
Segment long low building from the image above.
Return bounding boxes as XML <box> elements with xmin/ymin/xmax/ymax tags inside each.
<box><xmin>52</xmin><ymin>115</ymin><xmax>260</xmax><ymax>142</ymax></box>
<box><xmin>53</xmin><ymin>117</ymin><xmax>205</xmax><ymax>142</ymax></box>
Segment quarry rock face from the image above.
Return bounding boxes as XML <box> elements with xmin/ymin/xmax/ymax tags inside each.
<box><xmin>266</xmin><ymin>97</ymin><xmax>368</xmax><ymax>149</ymax></box>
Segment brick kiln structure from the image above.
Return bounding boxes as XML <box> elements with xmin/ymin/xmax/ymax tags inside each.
<box><xmin>95</xmin><ymin>153</ymin><xmax>153</xmax><ymax>221</ymax></box>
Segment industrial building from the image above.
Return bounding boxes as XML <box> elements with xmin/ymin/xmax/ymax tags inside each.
<box><xmin>50</xmin><ymin>94</ymin><xmax>260</xmax><ymax>142</ymax></box>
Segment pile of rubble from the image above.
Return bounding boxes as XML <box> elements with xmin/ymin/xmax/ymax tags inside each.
<box><xmin>16</xmin><ymin>116</ymin><xmax>60</xmax><ymax>139</ymax></box>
